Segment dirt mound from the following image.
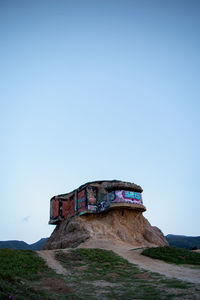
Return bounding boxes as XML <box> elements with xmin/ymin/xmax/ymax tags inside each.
<box><xmin>42</xmin><ymin>208</ymin><xmax>168</xmax><ymax>250</ymax></box>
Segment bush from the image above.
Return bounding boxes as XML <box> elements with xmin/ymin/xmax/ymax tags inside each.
<box><xmin>142</xmin><ymin>246</ymin><xmax>200</xmax><ymax>265</ymax></box>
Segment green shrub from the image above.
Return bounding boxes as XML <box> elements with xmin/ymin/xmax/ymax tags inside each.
<box><xmin>142</xmin><ymin>246</ymin><xmax>200</xmax><ymax>265</ymax></box>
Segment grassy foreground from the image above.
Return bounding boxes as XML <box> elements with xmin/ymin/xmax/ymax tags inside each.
<box><xmin>0</xmin><ymin>248</ymin><xmax>199</xmax><ymax>299</ymax></box>
<box><xmin>142</xmin><ymin>246</ymin><xmax>200</xmax><ymax>265</ymax></box>
<box><xmin>0</xmin><ymin>248</ymin><xmax>61</xmax><ymax>299</ymax></box>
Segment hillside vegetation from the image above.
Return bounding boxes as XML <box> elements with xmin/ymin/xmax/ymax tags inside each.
<box><xmin>1</xmin><ymin>248</ymin><xmax>200</xmax><ymax>299</ymax></box>
<box><xmin>0</xmin><ymin>248</ymin><xmax>56</xmax><ymax>299</ymax></box>
<box><xmin>142</xmin><ymin>246</ymin><xmax>200</xmax><ymax>265</ymax></box>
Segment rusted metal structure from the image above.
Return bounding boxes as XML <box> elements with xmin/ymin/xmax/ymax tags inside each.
<box><xmin>49</xmin><ymin>180</ymin><xmax>146</xmax><ymax>224</ymax></box>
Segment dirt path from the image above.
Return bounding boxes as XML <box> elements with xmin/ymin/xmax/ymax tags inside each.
<box><xmin>114</xmin><ymin>247</ymin><xmax>200</xmax><ymax>284</ymax></box>
<box><xmin>37</xmin><ymin>250</ymin><xmax>69</xmax><ymax>276</ymax></box>
<box><xmin>38</xmin><ymin>241</ymin><xmax>200</xmax><ymax>284</ymax></box>
<box><xmin>79</xmin><ymin>239</ymin><xmax>200</xmax><ymax>284</ymax></box>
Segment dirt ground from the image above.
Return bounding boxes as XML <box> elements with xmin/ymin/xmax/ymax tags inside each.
<box><xmin>38</xmin><ymin>239</ymin><xmax>200</xmax><ymax>285</ymax></box>
<box><xmin>38</xmin><ymin>250</ymin><xmax>69</xmax><ymax>275</ymax></box>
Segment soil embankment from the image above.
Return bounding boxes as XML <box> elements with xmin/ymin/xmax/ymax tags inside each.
<box><xmin>42</xmin><ymin>208</ymin><xmax>168</xmax><ymax>250</ymax></box>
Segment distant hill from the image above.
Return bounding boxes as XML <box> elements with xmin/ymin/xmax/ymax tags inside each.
<box><xmin>29</xmin><ymin>238</ymin><xmax>48</xmax><ymax>250</ymax></box>
<box><xmin>166</xmin><ymin>234</ymin><xmax>200</xmax><ymax>249</ymax></box>
<box><xmin>0</xmin><ymin>238</ymin><xmax>48</xmax><ymax>250</ymax></box>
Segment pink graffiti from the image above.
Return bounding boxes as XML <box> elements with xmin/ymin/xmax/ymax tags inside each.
<box><xmin>112</xmin><ymin>190</ymin><xmax>142</xmax><ymax>204</ymax></box>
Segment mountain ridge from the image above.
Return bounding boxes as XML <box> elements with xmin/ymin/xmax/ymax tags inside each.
<box><xmin>165</xmin><ymin>234</ymin><xmax>200</xmax><ymax>249</ymax></box>
<box><xmin>0</xmin><ymin>238</ymin><xmax>48</xmax><ymax>250</ymax></box>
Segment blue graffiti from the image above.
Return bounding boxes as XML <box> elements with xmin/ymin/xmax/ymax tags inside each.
<box><xmin>124</xmin><ymin>191</ymin><xmax>140</xmax><ymax>200</ymax></box>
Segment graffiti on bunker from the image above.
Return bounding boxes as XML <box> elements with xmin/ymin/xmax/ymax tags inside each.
<box><xmin>86</xmin><ymin>186</ymin><xmax>97</xmax><ymax>205</ymax></box>
<box><xmin>62</xmin><ymin>197</ymin><xmax>74</xmax><ymax>218</ymax></box>
<box><xmin>87</xmin><ymin>205</ymin><xmax>97</xmax><ymax>212</ymax></box>
<box><xmin>113</xmin><ymin>190</ymin><xmax>142</xmax><ymax>204</ymax></box>
<box><xmin>86</xmin><ymin>186</ymin><xmax>98</xmax><ymax>212</ymax></box>
<box><xmin>52</xmin><ymin>189</ymin><xmax>143</xmax><ymax>216</ymax></box>
<box><xmin>97</xmin><ymin>190</ymin><xmax>143</xmax><ymax>212</ymax></box>
<box><xmin>97</xmin><ymin>193</ymin><xmax>112</xmax><ymax>212</ymax></box>
<box><xmin>49</xmin><ymin>181</ymin><xmax>144</xmax><ymax>224</ymax></box>
<box><xmin>77</xmin><ymin>190</ymin><xmax>86</xmax><ymax>213</ymax></box>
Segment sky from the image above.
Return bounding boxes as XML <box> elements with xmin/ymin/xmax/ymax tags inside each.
<box><xmin>0</xmin><ymin>0</ymin><xmax>200</xmax><ymax>244</ymax></box>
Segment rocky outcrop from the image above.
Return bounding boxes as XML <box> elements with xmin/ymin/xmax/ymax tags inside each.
<box><xmin>42</xmin><ymin>208</ymin><xmax>168</xmax><ymax>250</ymax></box>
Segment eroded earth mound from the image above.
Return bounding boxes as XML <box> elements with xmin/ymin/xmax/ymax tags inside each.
<box><xmin>42</xmin><ymin>208</ymin><xmax>168</xmax><ymax>250</ymax></box>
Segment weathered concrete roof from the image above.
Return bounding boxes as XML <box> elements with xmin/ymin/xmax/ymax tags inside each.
<box><xmin>53</xmin><ymin>180</ymin><xmax>143</xmax><ymax>199</ymax></box>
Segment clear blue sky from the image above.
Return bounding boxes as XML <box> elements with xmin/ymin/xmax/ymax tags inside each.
<box><xmin>1</xmin><ymin>0</ymin><xmax>200</xmax><ymax>243</ymax></box>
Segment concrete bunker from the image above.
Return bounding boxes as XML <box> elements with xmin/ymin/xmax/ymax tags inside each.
<box><xmin>49</xmin><ymin>180</ymin><xmax>146</xmax><ymax>225</ymax></box>
<box><xmin>43</xmin><ymin>180</ymin><xmax>168</xmax><ymax>250</ymax></box>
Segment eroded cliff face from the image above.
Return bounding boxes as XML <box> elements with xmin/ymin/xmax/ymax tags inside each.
<box><xmin>42</xmin><ymin>208</ymin><xmax>168</xmax><ymax>250</ymax></box>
